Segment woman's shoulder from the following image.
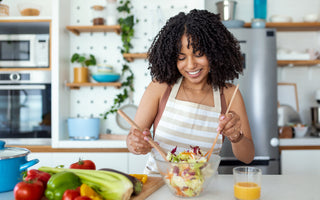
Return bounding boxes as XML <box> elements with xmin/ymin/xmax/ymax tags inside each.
<box><xmin>146</xmin><ymin>80</ymin><xmax>172</xmax><ymax>98</ymax></box>
<box><xmin>222</xmin><ymin>83</ymin><xmax>240</xmax><ymax>102</ymax></box>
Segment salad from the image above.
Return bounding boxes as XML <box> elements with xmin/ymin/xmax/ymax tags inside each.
<box><xmin>163</xmin><ymin>146</ymin><xmax>213</xmax><ymax>197</ymax></box>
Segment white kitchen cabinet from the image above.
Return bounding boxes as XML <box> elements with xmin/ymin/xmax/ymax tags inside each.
<box><xmin>128</xmin><ymin>153</ymin><xmax>149</xmax><ymax>174</ymax></box>
<box><xmin>28</xmin><ymin>152</ymin><xmax>129</xmax><ymax>172</ymax></box>
<box><xmin>281</xmin><ymin>150</ymin><xmax>320</xmax><ymax>175</ymax></box>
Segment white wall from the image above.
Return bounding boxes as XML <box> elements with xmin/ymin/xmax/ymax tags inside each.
<box><xmin>66</xmin><ymin>0</ymin><xmax>205</xmax><ymax>137</ymax></box>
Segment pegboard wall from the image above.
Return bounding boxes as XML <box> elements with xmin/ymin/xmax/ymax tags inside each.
<box><xmin>68</xmin><ymin>0</ymin><xmax>204</xmax><ymax>135</ymax></box>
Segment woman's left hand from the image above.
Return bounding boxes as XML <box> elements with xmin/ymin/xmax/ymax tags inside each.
<box><xmin>217</xmin><ymin>111</ymin><xmax>243</xmax><ymax>143</ymax></box>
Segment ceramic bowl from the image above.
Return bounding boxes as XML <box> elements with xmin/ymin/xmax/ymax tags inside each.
<box><xmin>18</xmin><ymin>2</ymin><xmax>42</xmax><ymax>16</ymax></box>
<box><xmin>293</xmin><ymin>126</ymin><xmax>308</xmax><ymax>138</ymax></box>
<box><xmin>154</xmin><ymin>154</ymin><xmax>221</xmax><ymax>198</ymax></box>
<box><xmin>92</xmin><ymin>73</ymin><xmax>120</xmax><ymax>82</ymax></box>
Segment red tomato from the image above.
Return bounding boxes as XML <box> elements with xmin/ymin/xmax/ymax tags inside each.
<box><xmin>25</xmin><ymin>169</ymin><xmax>51</xmax><ymax>188</ymax></box>
<box><xmin>62</xmin><ymin>189</ymin><xmax>81</xmax><ymax>200</ymax></box>
<box><xmin>14</xmin><ymin>180</ymin><xmax>44</xmax><ymax>200</ymax></box>
<box><xmin>74</xmin><ymin>196</ymin><xmax>92</xmax><ymax>200</ymax></box>
<box><xmin>70</xmin><ymin>159</ymin><xmax>96</xmax><ymax>170</ymax></box>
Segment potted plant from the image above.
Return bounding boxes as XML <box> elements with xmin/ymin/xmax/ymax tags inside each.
<box><xmin>71</xmin><ymin>53</ymin><xmax>96</xmax><ymax>83</ymax></box>
<box><xmin>0</xmin><ymin>0</ymin><xmax>9</xmax><ymax>16</ymax></box>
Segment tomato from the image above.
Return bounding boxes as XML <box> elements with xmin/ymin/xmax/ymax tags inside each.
<box><xmin>70</xmin><ymin>159</ymin><xmax>96</xmax><ymax>170</ymax></box>
<box><xmin>62</xmin><ymin>189</ymin><xmax>81</xmax><ymax>200</ymax></box>
<box><xmin>74</xmin><ymin>196</ymin><xmax>92</xmax><ymax>200</ymax></box>
<box><xmin>25</xmin><ymin>169</ymin><xmax>51</xmax><ymax>188</ymax></box>
<box><xmin>14</xmin><ymin>180</ymin><xmax>44</xmax><ymax>200</ymax></box>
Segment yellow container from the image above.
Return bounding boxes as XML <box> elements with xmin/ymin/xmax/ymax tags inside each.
<box><xmin>73</xmin><ymin>67</ymin><xmax>89</xmax><ymax>83</ymax></box>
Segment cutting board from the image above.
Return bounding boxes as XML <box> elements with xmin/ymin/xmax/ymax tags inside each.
<box><xmin>131</xmin><ymin>177</ymin><xmax>165</xmax><ymax>200</ymax></box>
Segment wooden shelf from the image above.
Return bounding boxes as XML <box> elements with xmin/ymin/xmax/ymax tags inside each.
<box><xmin>65</xmin><ymin>82</ymin><xmax>122</xmax><ymax>89</ymax></box>
<box><xmin>66</xmin><ymin>25</ymin><xmax>121</xmax><ymax>35</ymax></box>
<box><xmin>244</xmin><ymin>22</ymin><xmax>320</xmax><ymax>31</ymax></box>
<box><xmin>277</xmin><ymin>60</ymin><xmax>320</xmax><ymax>66</ymax></box>
<box><xmin>122</xmin><ymin>53</ymin><xmax>148</xmax><ymax>62</ymax></box>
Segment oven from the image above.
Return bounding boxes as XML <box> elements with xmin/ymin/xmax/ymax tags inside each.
<box><xmin>0</xmin><ymin>71</ymin><xmax>51</xmax><ymax>141</ymax></box>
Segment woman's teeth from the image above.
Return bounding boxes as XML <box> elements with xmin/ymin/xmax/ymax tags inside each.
<box><xmin>188</xmin><ymin>70</ymin><xmax>201</xmax><ymax>75</ymax></box>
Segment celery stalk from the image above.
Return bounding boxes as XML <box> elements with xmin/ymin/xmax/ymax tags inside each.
<box><xmin>39</xmin><ymin>166</ymin><xmax>133</xmax><ymax>200</ymax></box>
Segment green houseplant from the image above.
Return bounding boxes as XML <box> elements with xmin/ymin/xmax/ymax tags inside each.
<box><xmin>103</xmin><ymin>0</ymin><xmax>137</xmax><ymax>119</ymax></box>
<box><xmin>71</xmin><ymin>53</ymin><xmax>96</xmax><ymax>83</ymax></box>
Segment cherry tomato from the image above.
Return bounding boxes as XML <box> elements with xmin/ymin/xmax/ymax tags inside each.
<box><xmin>25</xmin><ymin>169</ymin><xmax>51</xmax><ymax>188</ymax></box>
<box><xmin>62</xmin><ymin>189</ymin><xmax>81</xmax><ymax>200</ymax></box>
<box><xmin>74</xmin><ymin>196</ymin><xmax>92</xmax><ymax>200</ymax></box>
<box><xmin>70</xmin><ymin>159</ymin><xmax>96</xmax><ymax>170</ymax></box>
<box><xmin>14</xmin><ymin>180</ymin><xmax>44</xmax><ymax>200</ymax></box>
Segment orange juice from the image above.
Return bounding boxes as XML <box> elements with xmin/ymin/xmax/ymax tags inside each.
<box><xmin>234</xmin><ymin>182</ymin><xmax>261</xmax><ymax>200</ymax></box>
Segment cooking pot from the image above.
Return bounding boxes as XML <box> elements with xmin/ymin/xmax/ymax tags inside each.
<box><xmin>216</xmin><ymin>0</ymin><xmax>237</xmax><ymax>21</ymax></box>
<box><xmin>0</xmin><ymin>140</ymin><xmax>39</xmax><ymax>192</ymax></box>
<box><xmin>68</xmin><ymin>118</ymin><xmax>100</xmax><ymax>140</ymax></box>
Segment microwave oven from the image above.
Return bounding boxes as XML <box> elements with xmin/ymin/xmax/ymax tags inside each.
<box><xmin>0</xmin><ymin>34</ymin><xmax>49</xmax><ymax>68</ymax></box>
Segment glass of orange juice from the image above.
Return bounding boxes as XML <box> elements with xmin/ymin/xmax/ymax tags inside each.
<box><xmin>233</xmin><ymin>166</ymin><xmax>262</xmax><ymax>200</ymax></box>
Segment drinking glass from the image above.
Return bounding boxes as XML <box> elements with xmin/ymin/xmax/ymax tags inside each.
<box><xmin>233</xmin><ymin>166</ymin><xmax>262</xmax><ymax>200</ymax></box>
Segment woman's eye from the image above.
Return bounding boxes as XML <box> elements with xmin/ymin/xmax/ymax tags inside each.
<box><xmin>178</xmin><ymin>55</ymin><xmax>185</xmax><ymax>61</ymax></box>
<box><xmin>195</xmin><ymin>52</ymin><xmax>204</xmax><ymax>57</ymax></box>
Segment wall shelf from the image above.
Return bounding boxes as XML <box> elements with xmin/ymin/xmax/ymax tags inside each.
<box><xmin>65</xmin><ymin>82</ymin><xmax>122</xmax><ymax>89</ymax></box>
<box><xmin>66</xmin><ymin>25</ymin><xmax>121</xmax><ymax>35</ymax></box>
<box><xmin>277</xmin><ymin>60</ymin><xmax>320</xmax><ymax>67</ymax></box>
<box><xmin>122</xmin><ymin>53</ymin><xmax>148</xmax><ymax>62</ymax></box>
<box><xmin>244</xmin><ymin>22</ymin><xmax>320</xmax><ymax>31</ymax></box>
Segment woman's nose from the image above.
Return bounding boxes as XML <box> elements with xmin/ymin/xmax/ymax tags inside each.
<box><xmin>186</xmin><ymin>57</ymin><xmax>196</xmax><ymax>69</ymax></box>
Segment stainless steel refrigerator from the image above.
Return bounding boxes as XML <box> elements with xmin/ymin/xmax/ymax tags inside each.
<box><xmin>218</xmin><ymin>28</ymin><xmax>280</xmax><ymax>174</ymax></box>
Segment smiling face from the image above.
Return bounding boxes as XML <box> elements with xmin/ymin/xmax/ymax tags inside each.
<box><xmin>177</xmin><ymin>34</ymin><xmax>210</xmax><ymax>87</ymax></box>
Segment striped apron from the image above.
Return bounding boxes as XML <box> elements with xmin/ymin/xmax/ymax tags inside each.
<box><xmin>144</xmin><ymin>78</ymin><xmax>223</xmax><ymax>174</ymax></box>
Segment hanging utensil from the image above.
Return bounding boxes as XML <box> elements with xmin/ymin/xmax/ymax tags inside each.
<box><xmin>206</xmin><ymin>84</ymin><xmax>239</xmax><ymax>161</ymax></box>
<box><xmin>116</xmin><ymin>91</ymin><xmax>138</xmax><ymax>130</ymax></box>
<box><xmin>117</xmin><ymin>109</ymin><xmax>168</xmax><ymax>161</ymax></box>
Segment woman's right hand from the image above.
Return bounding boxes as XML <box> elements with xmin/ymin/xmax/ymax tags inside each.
<box><xmin>126</xmin><ymin>128</ymin><xmax>153</xmax><ymax>155</ymax></box>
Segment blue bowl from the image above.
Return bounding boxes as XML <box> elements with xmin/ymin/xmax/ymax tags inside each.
<box><xmin>92</xmin><ymin>73</ymin><xmax>120</xmax><ymax>82</ymax></box>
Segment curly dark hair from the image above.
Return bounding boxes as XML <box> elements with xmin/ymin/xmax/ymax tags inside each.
<box><xmin>147</xmin><ymin>9</ymin><xmax>243</xmax><ymax>89</ymax></box>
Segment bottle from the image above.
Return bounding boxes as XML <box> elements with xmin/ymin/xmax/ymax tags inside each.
<box><xmin>254</xmin><ymin>0</ymin><xmax>267</xmax><ymax>20</ymax></box>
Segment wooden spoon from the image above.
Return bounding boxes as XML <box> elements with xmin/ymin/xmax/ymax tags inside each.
<box><xmin>117</xmin><ymin>109</ymin><xmax>168</xmax><ymax>161</ymax></box>
<box><xmin>206</xmin><ymin>84</ymin><xmax>239</xmax><ymax>161</ymax></box>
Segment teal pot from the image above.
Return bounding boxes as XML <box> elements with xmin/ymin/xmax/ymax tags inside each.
<box><xmin>68</xmin><ymin>118</ymin><xmax>100</xmax><ymax>140</ymax></box>
<box><xmin>0</xmin><ymin>140</ymin><xmax>39</xmax><ymax>192</ymax></box>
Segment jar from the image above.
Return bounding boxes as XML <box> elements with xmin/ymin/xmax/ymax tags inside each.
<box><xmin>106</xmin><ymin>0</ymin><xmax>118</xmax><ymax>25</ymax></box>
<box><xmin>91</xmin><ymin>5</ymin><xmax>105</xmax><ymax>25</ymax></box>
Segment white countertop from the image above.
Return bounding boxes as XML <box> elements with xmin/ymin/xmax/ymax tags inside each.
<box><xmin>147</xmin><ymin>174</ymin><xmax>318</xmax><ymax>200</ymax></box>
<box><xmin>1</xmin><ymin>174</ymin><xmax>317</xmax><ymax>200</ymax></box>
<box><xmin>280</xmin><ymin>136</ymin><xmax>320</xmax><ymax>146</ymax></box>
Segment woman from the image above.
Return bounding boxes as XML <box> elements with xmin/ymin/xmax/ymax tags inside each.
<box><xmin>126</xmin><ymin>9</ymin><xmax>254</xmax><ymax>173</ymax></box>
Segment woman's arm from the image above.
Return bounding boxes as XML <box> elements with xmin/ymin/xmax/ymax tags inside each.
<box><xmin>126</xmin><ymin>81</ymin><xmax>168</xmax><ymax>155</ymax></box>
<box><xmin>219</xmin><ymin>84</ymin><xmax>255</xmax><ymax>164</ymax></box>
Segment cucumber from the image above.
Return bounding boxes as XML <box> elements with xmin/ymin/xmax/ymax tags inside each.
<box><xmin>99</xmin><ymin>168</ymin><xmax>143</xmax><ymax>196</ymax></box>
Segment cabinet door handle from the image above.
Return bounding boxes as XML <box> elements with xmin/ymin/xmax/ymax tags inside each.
<box><xmin>0</xmin><ymin>85</ymin><xmax>46</xmax><ymax>90</ymax></box>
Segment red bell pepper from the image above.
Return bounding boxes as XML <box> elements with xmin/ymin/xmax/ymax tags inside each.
<box><xmin>25</xmin><ymin>169</ymin><xmax>51</xmax><ymax>188</ymax></box>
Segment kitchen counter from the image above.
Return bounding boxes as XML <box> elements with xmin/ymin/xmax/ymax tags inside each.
<box><xmin>1</xmin><ymin>175</ymin><xmax>317</xmax><ymax>200</ymax></box>
<box><xmin>147</xmin><ymin>174</ymin><xmax>318</xmax><ymax>200</ymax></box>
<box><xmin>279</xmin><ymin>136</ymin><xmax>320</xmax><ymax>151</ymax></box>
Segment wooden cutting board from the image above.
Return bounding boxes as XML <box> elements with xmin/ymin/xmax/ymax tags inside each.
<box><xmin>131</xmin><ymin>177</ymin><xmax>165</xmax><ymax>200</ymax></box>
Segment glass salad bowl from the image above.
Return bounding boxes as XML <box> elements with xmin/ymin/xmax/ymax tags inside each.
<box><xmin>154</xmin><ymin>154</ymin><xmax>221</xmax><ymax>198</ymax></box>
